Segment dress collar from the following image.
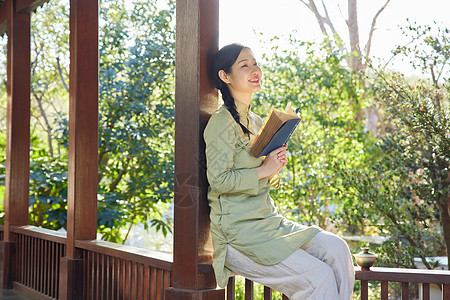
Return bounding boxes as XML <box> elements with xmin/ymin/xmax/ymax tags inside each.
<box><xmin>235</xmin><ymin>99</ymin><xmax>251</xmax><ymax>117</ymax></box>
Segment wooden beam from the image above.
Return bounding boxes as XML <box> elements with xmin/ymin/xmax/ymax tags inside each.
<box><xmin>4</xmin><ymin>0</ymin><xmax>31</xmax><ymax>241</ymax></box>
<box><xmin>16</xmin><ymin>0</ymin><xmax>49</xmax><ymax>13</ymax></box>
<box><xmin>0</xmin><ymin>0</ymin><xmax>50</xmax><ymax>35</ymax></box>
<box><xmin>65</xmin><ymin>0</ymin><xmax>99</xmax><ymax>259</ymax></box>
<box><xmin>59</xmin><ymin>0</ymin><xmax>98</xmax><ymax>298</ymax></box>
<box><xmin>0</xmin><ymin>0</ymin><xmax>9</xmax><ymax>35</ymax></box>
<box><xmin>245</xmin><ymin>279</ymin><xmax>254</xmax><ymax>300</ymax></box>
<box><xmin>356</xmin><ymin>267</ymin><xmax>450</xmax><ymax>284</ymax></box>
<box><xmin>166</xmin><ymin>0</ymin><xmax>224</xmax><ymax>298</ymax></box>
<box><xmin>2</xmin><ymin>0</ymin><xmax>30</xmax><ymax>289</ymax></box>
<box><xmin>443</xmin><ymin>284</ymin><xmax>450</xmax><ymax>299</ymax></box>
<box><xmin>0</xmin><ymin>241</ymin><xmax>15</xmax><ymax>288</ymax></box>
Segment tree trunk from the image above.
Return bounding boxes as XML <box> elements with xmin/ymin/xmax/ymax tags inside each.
<box><xmin>347</xmin><ymin>0</ymin><xmax>363</xmax><ymax>73</ymax></box>
<box><xmin>34</xmin><ymin>92</ymin><xmax>54</xmax><ymax>157</ymax></box>
<box><xmin>300</xmin><ymin>0</ymin><xmax>393</xmax><ymax>136</ymax></box>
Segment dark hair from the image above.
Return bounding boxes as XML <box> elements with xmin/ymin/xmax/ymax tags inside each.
<box><xmin>211</xmin><ymin>43</ymin><xmax>252</xmax><ymax>137</ymax></box>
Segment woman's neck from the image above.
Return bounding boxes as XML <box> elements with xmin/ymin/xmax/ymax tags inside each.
<box><xmin>232</xmin><ymin>92</ymin><xmax>252</xmax><ymax>107</ymax></box>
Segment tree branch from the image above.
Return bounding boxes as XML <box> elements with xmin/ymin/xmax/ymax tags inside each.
<box><xmin>381</xmin><ymin>34</ymin><xmax>423</xmax><ymax>71</ymax></box>
<box><xmin>31</xmin><ymin>48</ymin><xmax>42</xmax><ymax>76</ymax></box>
<box><xmin>31</xmin><ymin>40</ymin><xmax>42</xmax><ymax>76</ymax></box>
<box><xmin>386</xmin><ymin>212</ymin><xmax>433</xmax><ymax>269</ymax></box>
<box><xmin>56</xmin><ymin>56</ymin><xmax>69</xmax><ymax>93</ymax></box>
<box><xmin>33</xmin><ymin>88</ymin><xmax>54</xmax><ymax>157</ymax></box>
<box><xmin>98</xmin><ymin>150</ymin><xmax>110</xmax><ymax>184</ymax></box>
<box><xmin>320</xmin><ymin>0</ymin><xmax>348</xmax><ymax>55</ymax></box>
<box><xmin>321</xmin><ymin>0</ymin><xmax>339</xmax><ymax>39</ymax></box>
<box><xmin>301</xmin><ymin>0</ymin><xmax>352</xmax><ymax>65</ymax></box>
<box><xmin>109</xmin><ymin>157</ymin><xmax>132</xmax><ymax>193</ymax></box>
<box><xmin>300</xmin><ymin>0</ymin><xmax>329</xmax><ymax>37</ymax></box>
<box><xmin>299</xmin><ymin>0</ymin><xmax>311</xmax><ymax>10</ymax></box>
<box><xmin>365</xmin><ymin>0</ymin><xmax>391</xmax><ymax>58</ymax></box>
<box><xmin>122</xmin><ymin>221</ymin><xmax>133</xmax><ymax>244</ymax></box>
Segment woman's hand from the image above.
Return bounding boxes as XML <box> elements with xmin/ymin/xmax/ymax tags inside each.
<box><xmin>256</xmin><ymin>145</ymin><xmax>288</xmax><ymax>180</ymax></box>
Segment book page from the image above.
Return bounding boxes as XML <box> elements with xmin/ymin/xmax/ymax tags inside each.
<box><xmin>285</xmin><ymin>101</ymin><xmax>298</xmax><ymax>117</ymax></box>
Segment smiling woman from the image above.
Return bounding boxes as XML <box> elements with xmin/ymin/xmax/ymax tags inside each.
<box><xmin>203</xmin><ymin>43</ymin><xmax>355</xmax><ymax>299</ymax></box>
<box><xmin>218</xmin><ymin>48</ymin><xmax>262</xmax><ymax>101</ymax></box>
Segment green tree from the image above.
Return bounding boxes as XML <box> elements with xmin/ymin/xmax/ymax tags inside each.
<box><xmin>299</xmin><ymin>0</ymin><xmax>393</xmax><ymax>135</ymax></box>
<box><xmin>337</xmin><ymin>23</ymin><xmax>449</xmax><ymax>268</ymax></box>
<box><xmin>0</xmin><ymin>0</ymin><xmax>176</xmax><ymax>245</ymax></box>
<box><xmin>96</xmin><ymin>0</ymin><xmax>175</xmax><ymax>243</ymax></box>
<box><xmin>254</xmin><ymin>38</ymin><xmax>372</xmax><ymax>229</ymax></box>
<box><xmin>0</xmin><ymin>0</ymin><xmax>70</xmax><ymax>229</ymax></box>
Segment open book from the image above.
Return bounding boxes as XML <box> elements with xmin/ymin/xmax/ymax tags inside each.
<box><xmin>250</xmin><ymin>102</ymin><xmax>301</xmax><ymax>157</ymax></box>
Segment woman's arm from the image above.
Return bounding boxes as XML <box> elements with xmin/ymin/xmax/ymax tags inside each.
<box><xmin>204</xmin><ymin>114</ymin><xmax>260</xmax><ymax>195</ymax></box>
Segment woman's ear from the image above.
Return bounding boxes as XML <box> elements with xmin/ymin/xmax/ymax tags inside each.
<box><xmin>218</xmin><ymin>70</ymin><xmax>231</xmax><ymax>84</ymax></box>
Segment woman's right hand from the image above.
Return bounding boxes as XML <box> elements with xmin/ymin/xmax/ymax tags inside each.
<box><xmin>256</xmin><ymin>146</ymin><xmax>288</xmax><ymax>179</ymax></box>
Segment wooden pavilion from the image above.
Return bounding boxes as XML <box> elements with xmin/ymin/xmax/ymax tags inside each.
<box><xmin>0</xmin><ymin>0</ymin><xmax>449</xmax><ymax>299</ymax></box>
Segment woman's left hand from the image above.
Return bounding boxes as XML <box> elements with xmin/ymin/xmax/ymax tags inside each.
<box><xmin>273</xmin><ymin>146</ymin><xmax>288</xmax><ymax>173</ymax></box>
<box><xmin>256</xmin><ymin>145</ymin><xmax>288</xmax><ymax>179</ymax></box>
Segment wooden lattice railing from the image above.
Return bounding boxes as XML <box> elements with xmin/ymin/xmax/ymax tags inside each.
<box><xmin>12</xmin><ymin>225</ymin><xmax>66</xmax><ymax>299</ymax></box>
<box><xmin>226</xmin><ymin>277</ymin><xmax>289</xmax><ymax>300</ymax></box>
<box><xmin>3</xmin><ymin>225</ymin><xmax>172</xmax><ymax>300</ymax></box>
<box><xmin>226</xmin><ymin>267</ymin><xmax>450</xmax><ymax>299</ymax></box>
<box><xmin>3</xmin><ymin>226</ymin><xmax>450</xmax><ymax>299</ymax></box>
<box><xmin>76</xmin><ymin>240</ymin><xmax>172</xmax><ymax>300</ymax></box>
<box><xmin>356</xmin><ymin>267</ymin><xmax>450</xmax><ymax>300</ymax></box>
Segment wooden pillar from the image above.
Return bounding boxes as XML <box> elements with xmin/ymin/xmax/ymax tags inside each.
<box><xmin>166</xmin><ymin>0</ymin><xmax>224</xmax><ymax>299</ymax></box>
<box><xmin>0</xmin><ymin>0</ymin><xmax>31</xmax><ymax>289</ymax></box>
<box><xmin>59</xmin><ymin>0</ymin><xmax>98</xmax><ymax>299</ymax></box>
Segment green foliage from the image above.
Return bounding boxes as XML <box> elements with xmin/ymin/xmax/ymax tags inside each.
<box><xmin>337</xmin><ymin>23</ymin><xmax>449</xmax><ymax>268</ymax></box>
<box><xmin>254</xmin><ymin>37</ymin><xmax>373</xmax><ymax>228</ymax></box>
<box><xmin>95</xmin><ymin>0</ymin><xmax>175</xmax><ymax>243</ymax></box>
<box><xmin>393</xmin><ymin>21</ymin><xmax>450</xmax><ymax>84</ymax></box>
<box><xmin>0</xmin><ymin>1</ymin><xmax>447</xmax><ymax>284</ymax></box>
<box><xmin>29</xmin><ymin>140</ymin><xmax>68</xmax><ymax>229</ymax></box>
<box><xmin>0</xmin><ymin>0</ymin><xmax>176</xmax><ymax>244</ymax></box>
<box><xmin>30</xmin><ymin>0</ymin><xmax>70</xmax><ymax>156</ymax></box>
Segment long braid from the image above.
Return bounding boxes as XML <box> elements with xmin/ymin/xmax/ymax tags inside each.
<box><xmin>218</xmin><ymin>84</ymin><xmax>252</xmax><ymax>137</ymax></box>
<box><xmin>212</xmin><ymin>43</ymin><xmax>253</xmax><ymax>138</ymax></box>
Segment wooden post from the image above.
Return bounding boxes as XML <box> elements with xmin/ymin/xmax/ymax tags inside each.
<box><xmin>59</xmin><ymin>0</ymin><xmax>98</xmax><ymax>299</ymax></box>
<box><xmin>360</xmin><ymin>280</ymin><xmax>368</xmax><ymax>300</ymax></box>
<box><xmin>443</xmin><ymin>283</ymin><xmax>450</xmax><ymax>300</ymax></box>
<box><xmin>1</xmin><ymin>0</ymin><xmax>31</xmax><ymax>289</ymax></box>
<box><xmin>165</xmin><ymin>0</ymin><xmax>224</xmax><ymax>298</ymax></box>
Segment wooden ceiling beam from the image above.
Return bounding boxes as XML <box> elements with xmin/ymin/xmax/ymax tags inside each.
<box><xmin>0</xmin><ymin>0</ymin><xmax>10</xmax><ymax>35</ymax></box>
<box><xmin>0</xmin><ymin>0</ymin><xmax>50</xmax><ymax>35</ymax></box>
<box><xmin>16</xmin><ymin>0</ymin><xmax>49</xmax><ymax>13</ymax></box>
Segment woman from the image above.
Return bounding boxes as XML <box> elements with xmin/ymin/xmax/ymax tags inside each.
<box><xmin>204</xmin><ymin>43</ymin><xmax>355</xmax><ymax>299</ymax></box>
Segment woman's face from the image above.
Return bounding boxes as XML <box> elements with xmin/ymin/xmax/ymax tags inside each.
<box><xmin>221</xmin><ymin>48</ymin><xmax>262</xmax><ymax>99</ymax></box>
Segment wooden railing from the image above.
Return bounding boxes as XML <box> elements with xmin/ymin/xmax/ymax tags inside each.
<box><xmin>355</xmin><ymin>267</ymin><xmax>450</xmax><ymax>300</ymax></box>
<box><xmin>226</xmin><ymin>277</ymin><xmax>289</xmax><ymax>300</ymax></box>
<box><xmin>12</xmin><ymin>225</ymin><xmax>66</xmax><ymax>299</ymax></box>
<box><xmin>226</xmin><ymin>267</ymin><xmax>450</xmax><ymax>300</ymax></box>
<box><xmin>3</xmin><ymin>225</ymin><xmax>172</xmax><ymax>300</ymax></box>
<box><xmin>76</xmin><ymin>239</ymin><xmax>172</xmax><ymax>300</ymax></box>
<box><xmin>3</xmin><ymin>225</ymin><xmax>450</xmax><ymax>299</ymax></box>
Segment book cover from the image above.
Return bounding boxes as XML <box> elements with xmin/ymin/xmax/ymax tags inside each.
<box><xmin>250</xmin><ymin>103</ymin><xmax>301</xmax><ymax>157</ymax></box>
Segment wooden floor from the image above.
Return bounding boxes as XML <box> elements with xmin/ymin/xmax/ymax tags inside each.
<box><xmin>0</xmin><ymin>289</ymin><xmax>34</xmax><ymax>300</ymax></box>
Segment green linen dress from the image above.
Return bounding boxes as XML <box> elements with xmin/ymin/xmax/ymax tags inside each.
<box><xmin>203</xmin><ymin>100</ymin><xmax>320</xmax><ymax>288</ymax></box>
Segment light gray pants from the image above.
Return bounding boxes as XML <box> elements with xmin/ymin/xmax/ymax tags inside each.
<box><xmin>225</xmin><ymin>231</ymin><xmax>355</xmax><ymax>300</ymax></box>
